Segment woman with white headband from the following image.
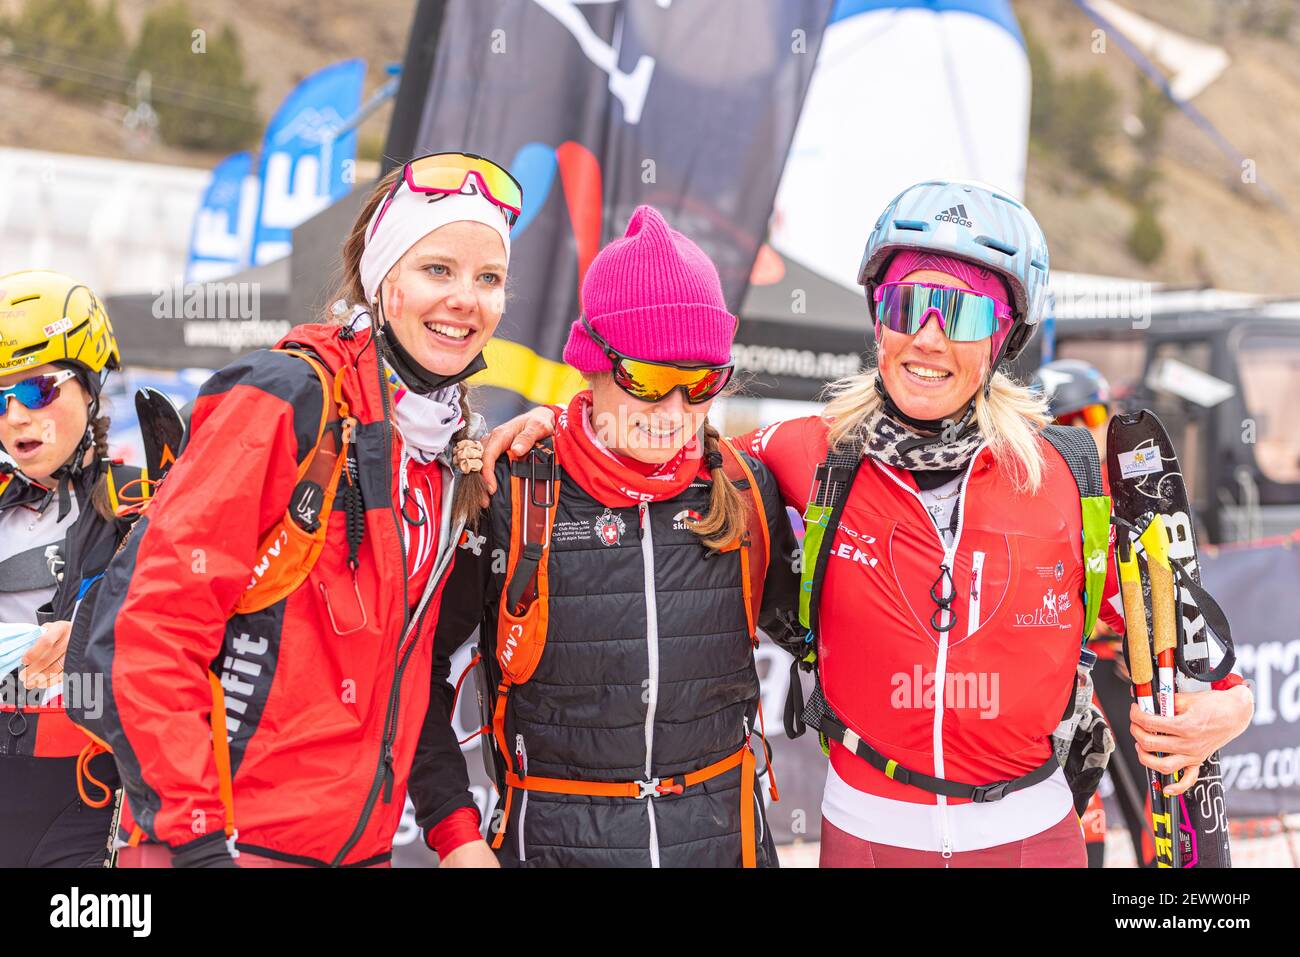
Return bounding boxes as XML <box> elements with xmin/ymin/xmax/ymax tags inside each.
<box><xmin>68</xmin><ymin>153</ymin><xmax>518</xmax><ymax>868</ymax></box>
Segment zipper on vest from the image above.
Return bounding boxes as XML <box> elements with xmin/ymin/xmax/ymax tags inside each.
<box><xmin>638</xmin><ymin>501</ymin><xmax>662</xmax><ymax>868</ymax></box>
<box><xmin>515</xmin><ymin>734</ymin><xmax>529</xmax><ymax>863</ymax></box>
<box><xmin>744</xmin><ymin>715</ymin><xmax>765</xmax><ymax>848</ymax></box>
<box><xmin>968</xmin><ymin>550</ymin><xmax>985</xmax><ymax>635</ymax></box>
<box><xmin>873</xmin><ymin>449</ymin><xmax>984</xmax><ymax>861</ymax></box>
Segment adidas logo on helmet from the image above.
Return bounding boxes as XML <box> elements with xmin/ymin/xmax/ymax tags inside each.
<box><xmin>934</xmin><ymin>204</ymin><xmax>972</xmax><ymax>228</ymax></box>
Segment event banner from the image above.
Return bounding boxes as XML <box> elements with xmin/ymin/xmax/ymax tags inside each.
<box><xmin>411</xmin><ymin>0</ymin><xmax>834</xmax><ymax>414</ymax></box>
<box><xmin>1201</xmin><ymin>535</ymin><xmax>1300</xmax><ymax>817</ymax></box>
<box><xmin>249</xmin><ymin>59</ymin><xmax>366</xmax><ymax>266</ymax></box>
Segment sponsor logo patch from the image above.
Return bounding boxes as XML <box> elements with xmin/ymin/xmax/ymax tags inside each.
<box><xmin>42</xmin><ymin>317</ymin><xmax>73</xmax><ymax>337</ymax></box>
<box><xmin>1117</xmin><ymin>446</ymin><xmax>1163</xmax><ymax>478</ymax></box>
<box><xmin>672</xmin><ymin>508</ymin><xmax>702</xmax><ymax>530</ymax></box>
<box><xmin>831</xmin><ymin>523</ymin><xmax>878</xmax><ymax>569</ymax></box>
<box><xmin>1013</xmin><ymin>588</ymin><xmax>1074</xmax><ymax>628</ymax></box>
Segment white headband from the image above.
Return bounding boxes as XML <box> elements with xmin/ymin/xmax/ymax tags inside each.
<box><xmin>358</xmin><ymin>184</ymin><xmax>512</xmax><ymax>304</ymax></box>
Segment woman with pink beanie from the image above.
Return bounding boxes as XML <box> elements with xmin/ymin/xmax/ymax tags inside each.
<box><xmin>411</xmin><ymin>205</ymin><xmax>803</xmax><ymax>867</ymax></box>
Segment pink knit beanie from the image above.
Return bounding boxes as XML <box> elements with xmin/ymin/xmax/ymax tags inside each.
<box><xmin>563</xmin><ymin>205</ymin><xmax>737</xmax><ymax>373</ymax></box>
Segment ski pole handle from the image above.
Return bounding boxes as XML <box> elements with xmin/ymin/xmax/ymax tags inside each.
<box><xmin>1117</xmin><ymin>537</ymin><xmax>1153</xmax><ymax>689</ymax></box>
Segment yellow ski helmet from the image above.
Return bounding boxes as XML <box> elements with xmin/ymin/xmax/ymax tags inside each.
<box><xmin>0</xmin><ymin>270</ymin><xmax>120</xmax><ymax>389</ymax></box>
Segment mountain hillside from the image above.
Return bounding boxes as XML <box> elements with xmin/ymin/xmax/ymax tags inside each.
<box><xmin>2</xmin><ymin>0</ymin><xmax>1297</xmax><ymax>295</ymax></box>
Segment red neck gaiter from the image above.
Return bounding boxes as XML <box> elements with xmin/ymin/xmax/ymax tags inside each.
<box><xmin>552</xmin><ymin>390</ymin><xmax>708</xmax><ymax>508</ymax></box>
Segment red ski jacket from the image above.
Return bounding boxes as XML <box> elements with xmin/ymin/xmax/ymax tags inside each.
<box><xmin>68</xmin><ymin>322</ymin><xmax>474</xmax><ymax>866</ymax></box>
<box><xmin>740</xmin><ymin>417</ymin><xmax>1124</xmax><ymax>801</ymax></box>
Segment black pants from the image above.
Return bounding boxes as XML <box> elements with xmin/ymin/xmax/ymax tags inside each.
<box><xmin>0</xmin><ymin>753</ymin><xmax>118</xmax><ymax>868</ymax></box>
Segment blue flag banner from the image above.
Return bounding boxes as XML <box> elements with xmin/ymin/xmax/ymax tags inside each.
<box><xmin>184</xmin><ymin>150</ymin><xmax>256</xmax><ymax>282</ymax></box>
<box><xmin>250</xmin><ymin>59</ymin><xmax>366</xmax><ymax>266</ymax></box>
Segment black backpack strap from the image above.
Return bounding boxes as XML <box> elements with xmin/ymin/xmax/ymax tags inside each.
<box><xmin>1040</xmin><ymin>424</ymin><xmax>1105</xmax><ymax>498</ymax></box>
<box><xmin>1041</xmin><ymin>424</ymin><xmax>1111</xmax><ymax>644</ymax></box>
<box><xmin>816</xmin><ymin>708</ymin><xmax>1059</xmax><ymax>802</ymax></box>
<box><xmin>504</xmin><ymin>438</ymin><xmax>558</xmax><ymax>615</ymax></box>
<box><xmin>805</xmin><ymin>456</ymin><xmax>859</xmax><ymax>642</ymax></box>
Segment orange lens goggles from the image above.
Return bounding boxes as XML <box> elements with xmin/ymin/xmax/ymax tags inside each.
<box><xmin>1060</xmin><ymin>403</ymin><xmax>1110</xmax><ymax>428</ymax></box>
<box><xmin>582</xmin><ymin>316</ymin><xmax>733</xmax><ymax>404</ymax></box>
<box><xmin>369</xmin><ymin>151</ymin><xmax>523</xmax><ymax>240</ymax></box>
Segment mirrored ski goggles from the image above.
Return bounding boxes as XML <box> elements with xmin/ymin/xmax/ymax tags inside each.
<box><xmin>581</xmin><ymin>316</ymin><xmax>733</xmax><ymax>404</ymax></box>
<box><xmin>370</xmin><ymin>151</ymin><xmax>524</xmax><ymax>240</ymax></box>
<box><xmin>0</xmin><ymin>369</ymin><xmax>78</xmax><ymax>416</ymax></box>
<box><xmin>1059</xmin><ymin>403</ymin><xmax>1110</xmax><ymax>429</ymax></box>
<box><xmin>873</xmin><ymin>281</ymin><xmax>1013</xmax><ymax>343</ymax></box>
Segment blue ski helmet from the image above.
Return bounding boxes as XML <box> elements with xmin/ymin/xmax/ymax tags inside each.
<box><xmin>858</xmin><ymin>180</ymin><xmax>1050</xmax><ymax>364</ymax></box>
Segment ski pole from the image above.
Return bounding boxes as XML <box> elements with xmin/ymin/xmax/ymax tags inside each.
<box><xmin>1117</xmin><ymin>530</ymin><xmax>1176</xmax><ymax>868</ymax></box>
<box><xmin>1139</xmin><ymin>515</ymin><xmax>1183</xmax><ymax>868</ymax></box>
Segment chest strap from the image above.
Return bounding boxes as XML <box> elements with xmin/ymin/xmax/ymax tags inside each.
<box><xmin>815</xmin><ymin>703</ymin><xmax>1059</xmax><ymax>803</ymax></box>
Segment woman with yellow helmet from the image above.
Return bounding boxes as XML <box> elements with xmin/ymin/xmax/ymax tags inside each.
<box><xmin>0</xmin><ymin>270</ymin><xmax>138</xmax><ymax>867</ymax></box>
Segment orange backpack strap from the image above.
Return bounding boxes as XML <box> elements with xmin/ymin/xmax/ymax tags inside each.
<box><xmin>208</xmin><ymin>670</ymin><xmax>236</xmax><ymax>840</ymax></box>
<box><xmin>494</xmin><ymin>440</ymin><xmax>559</xmax><ymax>687</ymax></box>
<box><xmin>720</xmin><ymin>440</ymin><xmax>770</xmax><ymax>642</ymax></box>
<box><xmin>234</xmin><ymin>349</ymin><xmax>357</xmax><ymax>615</ymax></box>
<box><xmin>486</xmin><ymin>441</ymin><xmax>560</xmax><ymax>829</ymax></box>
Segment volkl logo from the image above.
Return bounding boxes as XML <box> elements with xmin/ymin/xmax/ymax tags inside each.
<box><xmin>1013</xmin><ymin>588</ymin><xmax>1072</xmax><ymax>628</ymax></box>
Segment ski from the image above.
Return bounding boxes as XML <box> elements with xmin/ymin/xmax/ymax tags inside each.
<box><xmin>1107</xmin><ymin>409</ymin><xmax>1236</xmax><ymax>868</ymax></box>
<box><xmin>134</xmin><ymin>387</ymin><xmax>186</xmax><ymax>500</ymax></box>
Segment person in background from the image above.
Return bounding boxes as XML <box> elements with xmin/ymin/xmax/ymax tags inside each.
<box><xmin>0</xmin><ymin>271</ymin><xmax>135</xmax><ymax>867</ymax></box>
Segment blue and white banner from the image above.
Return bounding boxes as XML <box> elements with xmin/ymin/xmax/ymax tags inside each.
<box><xmin>771</xmin><ymin>0</ymin><xmax>1031</xmax><ymax>290</ymax></box>
<box><xmin>1202</xmin><ymin>534</ymin><xmax>1300</xmax><ymax>817</ymax></box>
<box><xmin>249</xmin><ymin>58</ymin><xmax>366</xmax><ymax>266</ymax></box>
<box><xmin>184</xmin><ymin>151</ymin><xmax>257</xmax><ymax>282</ymax></box>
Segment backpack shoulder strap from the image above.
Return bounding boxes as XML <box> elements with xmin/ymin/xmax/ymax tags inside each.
<box><xmin>799</xmin><ymin>441</ymin><xmax>863</xmax><ymax>633</ymax></box>
<box><xmin>234</xmin><ymin>348</ymin><xmax>357</xmax><ymax>616</ymax></box>
<box><xmin>503</xmin><ymin>438</ymin><xmax>559</xmax><ymax>617</ymax></box>
<box><xmin>720</xmin><ymin>441</ymin><xmax>770</xmax><ymax>642</ymax></box>
<box><xmin>1040</xmin><ymin>424</ymin><xmax>1110</xmax><ymax>642</ymax></box>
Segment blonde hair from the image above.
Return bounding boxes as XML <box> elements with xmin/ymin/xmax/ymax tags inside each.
<box><xmin>823</xmin><ymin>367</ymin><xmax>1051</xmax><ymax>494</ymax></box>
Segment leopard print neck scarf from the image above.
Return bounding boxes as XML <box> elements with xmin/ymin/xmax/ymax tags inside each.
<box><xmin>860</xmin><ymin>403</ymin><xmax>984</xmax><ymax>471</ymax></box>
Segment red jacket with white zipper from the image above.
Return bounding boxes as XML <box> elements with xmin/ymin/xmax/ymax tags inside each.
<box><xmin>740</xmin><ymin>416</ymin><xmax>1124</xmax><ymax>850</ymax></box>
<box><xmin>67</xmin><ymin>322</ymin><xmax>475</xmax><ymax>866</ymax></box>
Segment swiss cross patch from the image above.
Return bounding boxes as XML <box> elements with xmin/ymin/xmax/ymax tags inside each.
<box><xmin>594</xmin><ymin>509</ymin><xmax>626</xmax><ymax>547</ymax></box>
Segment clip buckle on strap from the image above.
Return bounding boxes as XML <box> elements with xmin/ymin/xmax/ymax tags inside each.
<box><xmin>970</xmin><ymin>781</ymin><xmax>1011</xmax><ymax>803</ymax></box>
<box><xmin>529</xmin><ymin>446</ymin><xmax>557</xmax><ymax>508</ymax></box>
<box><xmin>635</xmin><ymin>777</ymin><xmax>683</xmax><ymax>798</ymax></box>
